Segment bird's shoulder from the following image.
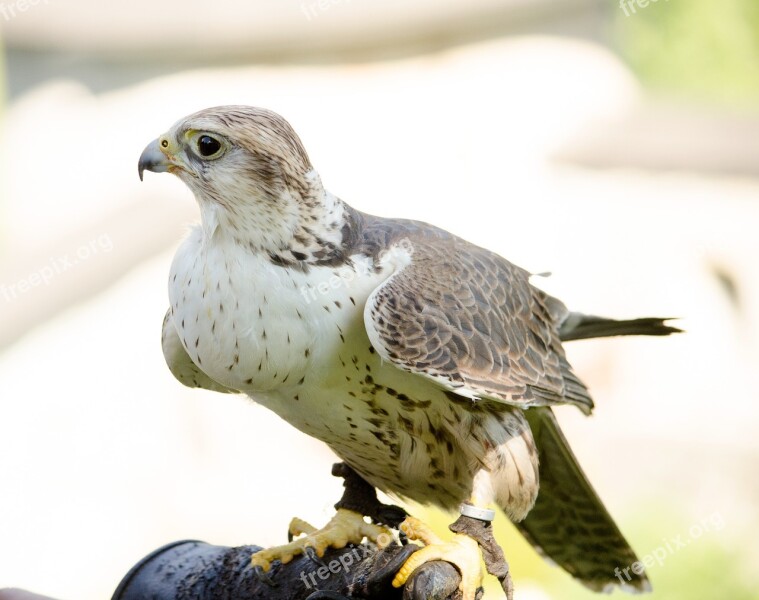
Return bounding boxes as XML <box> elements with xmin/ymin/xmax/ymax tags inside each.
<box><xmin>350</xmin><ymin>207</ymin><xmax>591</xmax><ymax>413</ymax></box>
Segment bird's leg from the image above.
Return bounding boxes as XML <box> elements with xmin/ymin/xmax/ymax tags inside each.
<box><xmin>450</xmin><ymin>511</ymin><xmax>514</xmax><ymax>600</ymax></box>
<box><xmin>331</xmin><ymin>462</ymin><xmax>408</xmax><ymax>530</ymax></box>
<box><xmin>250</xmin><ymin>463</ymin><xmax>406</xmax><ymax>578</ymax></box>
<box><xmin>393</xmin><ymin>502</ymin><xmax>508</xmax><ymax>600</ymax></box>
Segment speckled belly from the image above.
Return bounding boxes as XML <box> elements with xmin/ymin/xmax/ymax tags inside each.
<box><xmin>253</xmin><ymin>330</ymin><xmax>478</xmax><ymax>509</ymax></box>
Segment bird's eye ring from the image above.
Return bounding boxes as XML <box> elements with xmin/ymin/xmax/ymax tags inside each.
<box><xmin>197</xmin><ymin>135</ymin><xmax>223</xmax><ymax>158</ymax></box>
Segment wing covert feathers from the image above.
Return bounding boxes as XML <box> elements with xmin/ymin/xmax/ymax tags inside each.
<box><xmin>361</xmin><ymin>214</ymin><xmax>593</xmax><ymax>413</ymax></box>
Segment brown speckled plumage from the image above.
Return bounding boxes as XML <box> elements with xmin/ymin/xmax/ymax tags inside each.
<box><xmin>346</xmin><ymin>211</ymin><xmax>594</xmax><ymax>413</ymax></box>
<box><xmin>140</xmin><ymin>105</ymin><xmax>674</xmax><ymax>594</ymax></box>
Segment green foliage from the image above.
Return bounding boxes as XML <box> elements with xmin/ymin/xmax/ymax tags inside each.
<box><xmin>616</xmin><ymin>0</ymin><xmax>759</xmax><ymax>108</ymax></box>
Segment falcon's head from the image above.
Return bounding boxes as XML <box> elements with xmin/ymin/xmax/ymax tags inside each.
<box><xmin>139</xmin><ymin>105</ymin><xmax>346</xmax><ymax>257</ymax></box>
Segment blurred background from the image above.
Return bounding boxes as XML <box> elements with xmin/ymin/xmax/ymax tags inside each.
<box><xmin>1</xmin><ymin>1</ymin><xmax>758</xmax><ymax>598</ymax></box>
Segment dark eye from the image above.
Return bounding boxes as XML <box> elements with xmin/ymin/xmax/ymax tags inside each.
<box><xmin>197</xmin><ymin>135</ymin><xmax>222</xmax><ymax>157</ymax></box>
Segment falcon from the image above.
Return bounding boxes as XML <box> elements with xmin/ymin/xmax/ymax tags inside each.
<box><xmin>138</xmin><ymin>106</ymin><xmax>677</xmax><ymax>599</ymax></box>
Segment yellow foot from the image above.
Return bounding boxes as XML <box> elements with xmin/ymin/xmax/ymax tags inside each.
<box><xmin>393</xmin><ymin>516</ymin><xmax>483</xmax><ymax>600</ymax></box>
<box><xmin>250</xmin><ymin>508</ymin><xmax>392</xmax><ymax>572</ymax></box>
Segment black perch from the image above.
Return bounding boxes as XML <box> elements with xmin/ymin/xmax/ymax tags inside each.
<box><xmin>110</xmin><ymin>463</ymin><xmax>504</xmax><ymax>599</ymax></box>
<box><xmin>109</xmin><ymin>465</ymin><xmax>513</xmax><ymax>600</ymax></box>
<box><xmin>111</xmin><ymin>539</ymin><xmax>470</xmax><ymax>600</ymax></box>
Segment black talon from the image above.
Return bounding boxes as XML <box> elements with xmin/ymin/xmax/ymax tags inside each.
<box><xmin>304</xmin><ymin>545</ymin><xmax>327</xmax><ymax>568</ymax></box>
<box><xmin>365</xmin><ymin>543</ymin><xmax>418</xmax><ymax>592</ymax></box>
<box><xmin>252</xmin><ymin>564</ymin><xmax>279</xmax><ymax>587</ymax></box>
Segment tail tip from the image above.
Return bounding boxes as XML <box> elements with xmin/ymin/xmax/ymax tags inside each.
<box><xmin>654</xmin><ymin>317</ymin><xmax>684</xmax><ymax>336</ymax></box>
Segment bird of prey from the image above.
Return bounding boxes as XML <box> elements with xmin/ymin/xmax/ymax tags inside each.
<box><xmin>139</xmin><ymin>105</ymin><xmax>677</xmax><ymax>599</ymax></box>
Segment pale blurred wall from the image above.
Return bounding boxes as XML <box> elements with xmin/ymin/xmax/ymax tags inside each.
<box><xmin>0</xmin><ymin>2</ymin><xmax>758</xmax><ymax>600</ymax></box>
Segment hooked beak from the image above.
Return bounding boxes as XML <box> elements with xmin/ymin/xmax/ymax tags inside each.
<box><xmin>138</xmin><ymin>138</ymin><xmax>172</xmax><ymax>181</ymax></box>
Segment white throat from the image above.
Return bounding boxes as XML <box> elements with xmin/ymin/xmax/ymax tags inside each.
<box><xmin>193</xmin><ymin>169</ymin><xmax>346</xmax><ymax>258</ymax></box>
